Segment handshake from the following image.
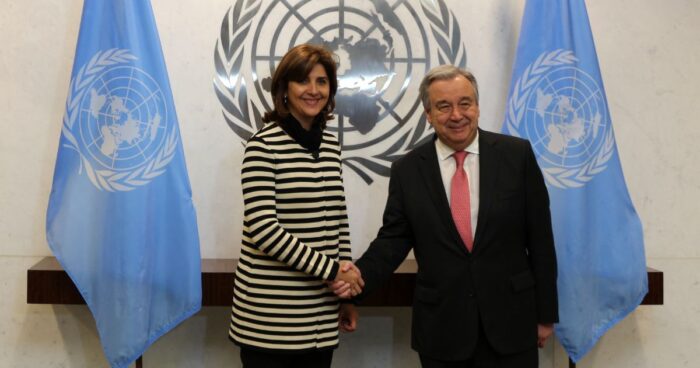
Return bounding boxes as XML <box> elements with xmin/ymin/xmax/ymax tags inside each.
<box><xmin>330</xmin><ymin>261</ymin><xmax>365</xmax><ymax>299</ymax></box>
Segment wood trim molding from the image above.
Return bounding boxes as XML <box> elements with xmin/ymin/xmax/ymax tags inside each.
<box><xmin>27</xmin><ymin>257</ymin><xmax>663</xmax><ymax>306</ymax></box>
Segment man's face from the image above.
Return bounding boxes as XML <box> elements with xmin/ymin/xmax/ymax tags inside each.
<box><xmin>425</xmin><ymin>75</ymin><xmax>480</xmax><ymax>151</ymax></box>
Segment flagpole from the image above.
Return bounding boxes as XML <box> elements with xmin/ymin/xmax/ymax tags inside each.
<box><xmin>136</xmin><ymin>356</ymin><xmax>142</xmax><ymax>368</ymax></box>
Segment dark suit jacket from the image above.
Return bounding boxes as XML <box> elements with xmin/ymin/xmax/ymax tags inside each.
<box><xmin>356</xmin><ymin>129</ymin><xmax>558</xmax><ymax>361</ymax></box>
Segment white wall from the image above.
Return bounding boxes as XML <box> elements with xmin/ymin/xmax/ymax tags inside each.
<box><xmin>1</xmin><ymin>0</ymin><xmax>698</xmax><ymax>367</ymax></box>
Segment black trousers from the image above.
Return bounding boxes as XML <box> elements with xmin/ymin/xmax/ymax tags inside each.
<box><xmin>240</xmin><ymin>348</ymin><xmax>333</xmax><ymax>368</ymax></box>
<box><xmin>419</xmin><ymin>319</ymin><xmax>538</xmax><ymax>368</ymax></box>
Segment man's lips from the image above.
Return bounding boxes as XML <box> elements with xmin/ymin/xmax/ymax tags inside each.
<box><xmin>447</xmin><ymin>121</ymin><xmax>470</xmax><ymax>130</ymax></box>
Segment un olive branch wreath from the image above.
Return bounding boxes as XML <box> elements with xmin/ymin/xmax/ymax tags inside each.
<box><xmin>62</xmin><ymin>48</ymin><xmax>178</xmax><ymax>192</ymax></box>
<box><xmin>421</xmin><ymin>0</ymin><xmax>467</xmax><ymax>68</ymax></box>
<box><xmin>504</xmin><ymin>49</ymin><xmax>614</xmax><ymax>189</ymax></box>
<box><xmin>213</xmin><ymin>0</ymin><xmax>263</xmax><ymax>142</ymax></box>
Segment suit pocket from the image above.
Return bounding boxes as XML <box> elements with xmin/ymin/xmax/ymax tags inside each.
<box><xmin>414</xmin><ymin>285</ymin><xmax>440</xmax><ymax>304</ymax></box>
<box><xmin>510</xmin><ymin>270</ymin><xmax>535</xmax><ymax>292</ymax></box>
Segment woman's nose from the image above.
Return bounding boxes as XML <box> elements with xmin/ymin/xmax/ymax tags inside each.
<box><xmin>309</xmin><ymin>83</ymin><xmax>319</xmax><ymax>94</ymax></box>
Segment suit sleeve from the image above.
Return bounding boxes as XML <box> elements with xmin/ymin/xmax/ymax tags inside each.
<box><xmin>524</xmin><ymin>142</ymin><xmax>559</xmax><ymax>323</ymax></box>
<box><xmin>241</xmin><ymin>136</ymin><xmax>340</xmax><ymax>281</ymax></box>
<box><xmin>355</xmin><ymin>161</ymin><xmax>415</xmax><ymax>299</ymax></box>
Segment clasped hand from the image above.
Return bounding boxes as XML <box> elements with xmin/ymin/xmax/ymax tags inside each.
<box><xmin>331</xmin><ymin>261</ymin><xmax>364</xmax><ymax>298</ymax></box>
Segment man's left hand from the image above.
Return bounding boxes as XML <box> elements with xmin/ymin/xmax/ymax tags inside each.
<box><xmin>537</xmin><ymin>323</ymin><xmax>554</xmax><ymax>348</ymax></box>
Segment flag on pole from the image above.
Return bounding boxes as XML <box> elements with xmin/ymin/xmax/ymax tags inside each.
<box><xmin>502</xmin><ymin>0</ymin><xmax>647</xmax><ymax>362</ymax></box>
<box><xmin>46</xmin><ymin>1</ymin><xmax>201</xmax><ymax>367</ymax></box>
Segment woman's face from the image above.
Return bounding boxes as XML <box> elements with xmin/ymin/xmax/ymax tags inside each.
<box><xmin>287</xmin><ymin>63</ymin><xmax>330</xmax><ymax>129</ymax></box>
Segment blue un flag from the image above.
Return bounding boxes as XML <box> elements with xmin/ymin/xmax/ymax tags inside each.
<box><xmin>46</xmin><ymin>1</ymin><xmax>201</xmax><ymax>367</ymax></box>
<box><xmin>502</xmin><ymin>0</ymin><xmax>648</xmax><ymax>362</ymax></box>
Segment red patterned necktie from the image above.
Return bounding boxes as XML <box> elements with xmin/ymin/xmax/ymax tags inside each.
<box><xmin>451</xmin><ymin>151</ymin><xmax>473</xmax><ymax>251</ymax></box>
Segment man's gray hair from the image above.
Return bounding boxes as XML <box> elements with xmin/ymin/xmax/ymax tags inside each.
<box><xmin>418</xmin><ymin>65</ymin><xmax>479</xmax><ymax>110</ymax></box>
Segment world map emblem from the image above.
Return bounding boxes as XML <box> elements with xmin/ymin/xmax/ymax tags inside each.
<box><xmin>504</xmin><ymin>50</ymin><xmax>615</xmax><ymax>189</ymax></box>
<box><xmin>62</xmin><ymin>49</ymin><xmax>178</xmax><ymax>191</ymax></box>
<box><xmin>214</xmin><ymin>0</ymin><xmax>467</xmax><ymax>183</ymax></box>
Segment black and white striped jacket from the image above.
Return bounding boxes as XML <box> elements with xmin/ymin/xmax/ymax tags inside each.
<box><xmin>229</xmin><ymin>123</ymin><xmax>352</xmax><ymax>352</ymax></box>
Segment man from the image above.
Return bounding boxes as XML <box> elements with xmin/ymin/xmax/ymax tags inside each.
<box><xmin>335</xmin><ymin>65</ymin><xmax>558</xmax><ymax>367</ymax></box>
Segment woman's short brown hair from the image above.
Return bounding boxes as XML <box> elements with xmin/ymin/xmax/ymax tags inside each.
<box><xmin>262</xmin><ymin>44</ymin><xmax>338</xmax><ymax>129</ymax></box>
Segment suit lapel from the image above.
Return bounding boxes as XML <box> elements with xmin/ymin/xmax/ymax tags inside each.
<box><xmin>473</xmin><ymin>130</ymin><xmax>500</xmax><ymax>254</ymax></box>
<box><xmin>416</xmin><ymin>137</ymin><xmax>468</xmax><ymax>255</ymax></box>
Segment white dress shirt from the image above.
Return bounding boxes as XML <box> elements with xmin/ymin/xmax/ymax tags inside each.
<box><xmin>434</xmin><ymin>132</ymin><xmax>480</xmax><ymax>239</ymax></box>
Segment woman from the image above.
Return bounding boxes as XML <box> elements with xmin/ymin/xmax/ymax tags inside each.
<box><xmin>229</xmin><ymin>44</ymin><xmax>363</xmax><ymax>368</ymax></box>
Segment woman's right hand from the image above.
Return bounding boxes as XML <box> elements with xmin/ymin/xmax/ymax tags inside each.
<box><xmin>333</xmin><ymin>261</ymin><xmax>365</xmax><ymax>297</ymax></box>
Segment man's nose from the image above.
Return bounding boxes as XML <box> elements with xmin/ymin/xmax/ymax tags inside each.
<box><xmin>450</xmin><ymin>106</ymin><xmax>463</xmax><ymax>120</ymax></box>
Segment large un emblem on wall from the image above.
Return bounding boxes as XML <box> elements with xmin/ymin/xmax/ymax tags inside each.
<box><xmin>214</xmin><ymin>0</ymin><xmax>467</xmax><ymax>183</ymax></box>
<box><xmin>504</xmin><ymin>50</ymin><xmax>615</xmax><ymax>189</ymax></box>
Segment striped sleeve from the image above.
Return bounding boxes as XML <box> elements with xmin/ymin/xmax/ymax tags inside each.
<box><xmin>241</xmin><ymin>136</ymin><xmax>340</xmax><ymax>280</ymax></box>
